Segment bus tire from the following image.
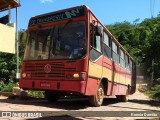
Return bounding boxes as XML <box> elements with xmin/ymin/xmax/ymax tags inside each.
<box><xmin>89</xmin><ymin>83</ymin><xmax>104</xmax><ymax>107</ymax></box>
<box><xmin>121</xmin><ymin>95</ymin><xmax>128</xmax><ymax>102</ymax></box>
<box><xmin>116</xmin><ymin>90</ymin><xmax>128</xmax><ymax>102</ymax></box>
<box><xmin>45</xmin><ymin>91</ymin><xmax>61</xmax><ymax>102</ymax></box>
<box><xmin>116</xmin><ymin>95</ymin><xmax>128</xmax><ymax>102</ymax></box>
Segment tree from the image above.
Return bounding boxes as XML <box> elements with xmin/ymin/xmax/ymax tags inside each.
<box><xmin>106</xmin><ymin>17</ymin><xmax>160</xmax><ymax>80</ymax></box>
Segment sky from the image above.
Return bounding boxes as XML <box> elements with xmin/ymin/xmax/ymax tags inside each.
<box><xmin>1</xmin><ymin>0</ymin><xmax>160</xmax><ymax>30</ymax></box>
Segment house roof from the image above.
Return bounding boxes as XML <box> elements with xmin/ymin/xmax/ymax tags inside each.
<box><xmin>0</xmin><ymin>0</ymin><xmax>19</xmax><ymax>12</ymax></box>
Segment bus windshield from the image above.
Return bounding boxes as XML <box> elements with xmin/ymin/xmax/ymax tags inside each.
<box><xmin>24</xmin><ymin>21</ymin><xmax>86</xmax><ymax>60</ymax></box>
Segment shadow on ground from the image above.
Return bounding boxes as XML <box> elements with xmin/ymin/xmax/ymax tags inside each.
<box><xmin>0</xmin><ymin>94</ymin><xmax>159</xmax><ymax>111</ymax></box>
<box><xmin>129</xmin><ymin>99</ymin><xmax>160</xmax><ymax>108</ymax></box>
<box><xmin>0</xmin><ymin>96</ymin><xmax>118</xmax><ymax>110</ymax></box>
<box><xmin>27</xmin><ymin>115</ymin><xmax>82</xmax><ymax>120</ymax></box>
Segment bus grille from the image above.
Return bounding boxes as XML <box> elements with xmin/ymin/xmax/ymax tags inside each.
<box><xmin>24</xmin><ymin>62</ymin><xmax>75</xmax><ymax>80</ymax></box>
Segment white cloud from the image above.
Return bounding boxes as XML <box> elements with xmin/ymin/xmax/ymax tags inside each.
<box><xmin>40</xmin><ymin>0</ymin><xmax>53</xmax><ymax>3</ymax></box>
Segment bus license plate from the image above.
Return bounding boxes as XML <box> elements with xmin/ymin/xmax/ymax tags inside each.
<box><xmin>40</xmin><ymin>83</ymin><xmax>51</xmax><ymax>88</ymax></box>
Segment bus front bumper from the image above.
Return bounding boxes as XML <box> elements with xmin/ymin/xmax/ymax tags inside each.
<box><xmin>19</xmin><ymin>80</ymin><xmax>86</xmax><ymax>94</ymax></box>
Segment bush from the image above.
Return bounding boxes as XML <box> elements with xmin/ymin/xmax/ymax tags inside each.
<box><xmin>0</xmin><ymin>80</ymin><xmax>18</xmax><ymax>92</ymax></box>
<box><xmin>27</xmin><ymin>90</ymin><xmax>44</xmax><ymax>98</ymax></box>
<box><xmin>145</xmin><ymin>85</ymin><xmax>160</xmax><ymax>99</ymax></box>
<box><xmin>155</xmin><ymin>78</ymin><xmax>160</xmax><ymax>84</ymax></box>
<box><xmin>0</xmin><ymin>80</ymin><xmax>5</xmax><ymax>91</ymax></box>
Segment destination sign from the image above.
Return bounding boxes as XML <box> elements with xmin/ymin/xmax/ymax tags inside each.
<box><xmin>29</xmin><ymin>7</ymin><xmax>85</xmax><ymax>26</ymax></box>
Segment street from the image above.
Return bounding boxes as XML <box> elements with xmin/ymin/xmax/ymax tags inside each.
<box><xmin>0</xmin><ymin>88</ymin><xmax>159</xmax><ymax>120</ymax></box>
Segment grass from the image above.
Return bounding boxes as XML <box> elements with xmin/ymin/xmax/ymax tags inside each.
<box><xmin>27</xmin><ymin>90</ymin><xmax>45</xmax><ymax>98</ymax></box>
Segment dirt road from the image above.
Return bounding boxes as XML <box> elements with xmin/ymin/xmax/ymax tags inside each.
<box><xmin>0</xmin><ymin>89</ymin><xmax>159</xmax><ymax>120</ymax></box>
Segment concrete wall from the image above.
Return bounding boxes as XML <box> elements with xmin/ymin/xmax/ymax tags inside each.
<box><xmin>0</xmin><ymin>23</ymin><xmax>15</xmax><ymax>53</ymax></box>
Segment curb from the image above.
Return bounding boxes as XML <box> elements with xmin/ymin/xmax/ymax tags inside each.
<box><xmin>0</xmin><ymin>91</ymin><xmax>13</xmax><ymax>97</ymax></box>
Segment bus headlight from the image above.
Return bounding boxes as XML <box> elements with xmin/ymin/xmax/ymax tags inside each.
<box><xmin>73</xmin><ymin>73</ymin><xmax>86</xmax><ymax>80</ymax></box>
<box><xmin>22</xmin><ymin>73</ymin><xmax>26</xmax><ymax>78</ymax></box>
<box><xmin>66</xmin><ymin>72</ymin><xmax>86</xmax><ymax>80</ymax></box>
<box><xmin>22</xmin><ymin>73</ymin><xmax>31</xmax><ymax>78</ymax></box>
<box><xmin>73</xmin><ymin>73</ymin><xmax>79</xmax><ymax>78</ymax></box>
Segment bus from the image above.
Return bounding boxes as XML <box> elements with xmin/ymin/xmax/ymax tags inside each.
<box><xmin>19</xmin><ymin>5</ymin><xmax>136</xmax><ymax>107</ymax></box>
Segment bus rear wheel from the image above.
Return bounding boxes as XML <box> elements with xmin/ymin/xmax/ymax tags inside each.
<box><xmin>45</xmin><ymin>91</ymin><xmax>61</xmax><ymax>102</ymax></box>
<box><xmin>116</xmin><ymin>90</ymin><xmax>129</xmax><ymax>102</ymax></box>
<box><xmin>116</xmin><ymin>95</ymin><xmax>128</xmax><ymax>102</ymax></box>
<box><xmin>89</xmin><ymin>83</ymin><xmax>104</xmax><ymax>107</ymax></box>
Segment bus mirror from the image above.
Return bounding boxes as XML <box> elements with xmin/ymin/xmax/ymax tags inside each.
<box><xmin>96</xmin><ymin>25</ymin><xmax>102</xmax><ymax>36</ymax></box>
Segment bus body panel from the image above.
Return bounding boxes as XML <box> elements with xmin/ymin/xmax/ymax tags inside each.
<box><xmin>87</xmin><ymin>8</ymin><xmax>136</xmax><ymax>96</ymax></box>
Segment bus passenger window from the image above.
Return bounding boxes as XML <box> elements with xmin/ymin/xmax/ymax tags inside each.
<box><xmin>112</xmin><ymin>41</ymin><xmax>119</xmax><ymax>63</ymax></box>
<box><xmin>96</xmin><ymin>36</ymin><xmax>101</xmax><ymax>52</ymax></box>
<box><xmin>104</xmin><ymin>32</ymin><xmax>109</xmax><ymax>46</ymax></box>
<box><xmin>103</xmin><ymin>31</ymin><xmax>111</xmax><ymax>58</ymax></box>
<box><xmin>125</xmin><ymin>55</ymin><xmax>130</xmax><ymax>70</ymax></box>
<box><xmin>129</xmin><ymin>59</ymin><xmax>133</xmax><ymax>72</ymax></box>
<box><xmin>120</xmin><ymin>49</ymin><xmax>125</xmax><ymax>68</ymax></box>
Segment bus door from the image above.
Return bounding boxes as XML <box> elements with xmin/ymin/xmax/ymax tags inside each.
<box><xmin>86</xmin><ymin>23</ymin><xmax>103</xmax><ymax>95</ymax></box>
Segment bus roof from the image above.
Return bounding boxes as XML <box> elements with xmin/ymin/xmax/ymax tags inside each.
<box><xmin>29</xmin><ymin>5</ymin><xmax>87</xmax><ymax>27</ymax></box>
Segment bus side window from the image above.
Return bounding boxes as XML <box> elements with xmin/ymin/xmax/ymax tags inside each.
<box><xmin>120</xmin><ymin>48</ymin><xmax>125</xmax><ymax>68</ymax></box>
<box><xmin>125</xmin><ymin>55</ymin><xmax>130</xmax><ymax>70</ymax></box>
<box><xmin>103</xmin><ymin>31</ymin><xmax>111</xmax><ymax>58</ymax></box>
<box><xmin>90</xmin><ymin>23</ymin><xmax>95</xmax><ymax>48</ymax></box>
<box><xmin>90</xmin><ymin>23</ymin><xmax>101</xmax><ymax>52</ymax></box>
<box><xmin>112</xmin><ymin>41</ymin><xmax>119</xmax><ymax>63</ymax></box>
<box><xmin>129</xmin><ymin>58</ymin><xmax>133</xmax><ymax>72</ymax></box>
<box><xmin>90</xmin><ymin>23</ymin><xmax>102</xmax><ymax>61</ymax></box>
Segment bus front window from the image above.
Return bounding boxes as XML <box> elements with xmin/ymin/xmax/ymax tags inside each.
<box><xmin>24</xmin><ymin>29</ymin><xmax>51</xmax><ymax>60</ymax></box>
<box><xmin>24</xmin><ymin>21</ymin><xmax>86</xmax><ymax>60</ymax></box>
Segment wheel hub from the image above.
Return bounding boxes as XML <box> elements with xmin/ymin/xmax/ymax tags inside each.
<box><xmin>97</xmin><ymin>88</ymin><xmax>104</xmax><ymax>102</ymax></box>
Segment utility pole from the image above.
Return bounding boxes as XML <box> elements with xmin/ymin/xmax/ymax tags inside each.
<box><xmin>16</xmin><ymin>5</ymin><xmax>20</xmax><ymax>79</ymax></box>
<box><xmin>151</xmin><ymin>60</ymin><xmax>154</xmax><ymax>87</ymax></box>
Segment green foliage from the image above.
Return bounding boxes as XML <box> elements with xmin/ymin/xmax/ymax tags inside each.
<box><xmin>0</xmin><ymin>53</ymin><xmax>17</xmax><ymax>81</ymax></box>
<box><xmin>145</xmin><ymin>85</ymin><xmax>160</xmax><ymax>99</ymax></box>
<box><xmin>27</xmin><ymin>90</ymin><xmax>44</xmax><ymax>98</ymax></box>
<box><xmin>106</xmin><ymin>17</ymin><xmax>160</xmax><ymax>79</ymax></box>
<box><xmin>0</xmin><ymin>80</ymin><xmax>18</xmax><ymax>92</ymax></box>
<box><xmin>154</xmin><ymin>78</ymin><xmax>160</xmax><ymax>84</ymax></box>
<box><xmin>0</xmin><ymin>80</ymin><xmax>5</xmax><ymax>91</ymax></box>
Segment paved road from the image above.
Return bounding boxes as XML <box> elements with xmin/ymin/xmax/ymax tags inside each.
<box><xmin>0</xmin><ymin>89</ymin><xmax>159</xmax><ymax>120</ymax></box>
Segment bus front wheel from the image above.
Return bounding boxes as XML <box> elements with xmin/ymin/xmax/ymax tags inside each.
<box><xmin>45</xmin><ymin>91</ymin><xmax>61</xmax><ymax>102</ymax></box>
<box><xmin>89</xmin><ymin>83</ymin><xmax>104</xmax><ymax>107</ymax></box>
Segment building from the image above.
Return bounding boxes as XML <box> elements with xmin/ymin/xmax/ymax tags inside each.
<box><xmin>0</xmin><ymin>0</ymin><xmax>20</xmax><ymax>53</ymax></box>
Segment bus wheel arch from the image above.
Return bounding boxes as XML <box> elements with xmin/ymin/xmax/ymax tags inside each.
<box><xmin>101</xmin><ymin>77</ymin><xmax>108</xmax><ymax>96</ymax></box>
<box><xmin>116</xmin><ymin>85</ymin><xmax>130</xmax><ymax>102</ymax></box>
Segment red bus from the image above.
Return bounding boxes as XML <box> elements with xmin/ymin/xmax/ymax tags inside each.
<box><xmin>19</xmin><ymin>5</ymin><xmax>136</xmax><ymax>106</ymax></box>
